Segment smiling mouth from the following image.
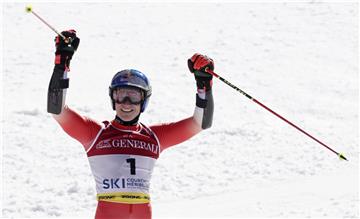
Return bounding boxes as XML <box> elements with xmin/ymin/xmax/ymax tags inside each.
<box><xmin>121</xmin><ymin>108</ymin><xmax>133</xmax><ymax>113</ymax></box>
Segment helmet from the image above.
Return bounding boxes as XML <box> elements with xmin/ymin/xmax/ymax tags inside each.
<box><xmin>109</xmin><ymin>69</ymin><xmax>152</xmax><ymax>112</ymax></box>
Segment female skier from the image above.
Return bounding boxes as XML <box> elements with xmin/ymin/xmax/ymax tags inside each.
<box><xmin>48</xmin><ymin>30</ymin><xmax>214</xmax><ymax>219</ymax></box>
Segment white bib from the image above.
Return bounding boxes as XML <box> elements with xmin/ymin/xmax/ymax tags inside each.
<box><xmin>88</xmin><ymin>154</ymin><xmax>156</xmax><ymax>195</ymax></box>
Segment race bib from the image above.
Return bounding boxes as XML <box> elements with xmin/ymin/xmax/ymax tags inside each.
<box><xmin>88</xmin><ymin>154</ymin><xmax>156</xmax><ymax>195</ymax></box>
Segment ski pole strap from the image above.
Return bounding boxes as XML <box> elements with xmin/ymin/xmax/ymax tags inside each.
<box><xmin>97</xmin><ymin>192</ymin><xmax>150</xmax><ymax>204</ymax></box>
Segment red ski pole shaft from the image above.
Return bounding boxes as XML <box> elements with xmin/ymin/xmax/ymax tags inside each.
<box><xmin>206</xmin><ymin>68</ymin><xmax>347</xmax><ymax>161</ymax></box>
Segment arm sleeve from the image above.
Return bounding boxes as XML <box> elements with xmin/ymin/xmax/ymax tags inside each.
<box><xmin>47</xmin><ymin>66</ymin><xmax>69</xmax><ymax>114</ymax></box>
<box><xmin>150</xmin><ymin>88</ymin><xmax>214</xmax><ymax>152</ymax></box>
<box><xmin>52</xmin><ymin>105</ymin><xmax>102</xmax><ymax>151</ymax></box>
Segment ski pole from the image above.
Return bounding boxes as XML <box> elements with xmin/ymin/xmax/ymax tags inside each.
<box><xmin>206</xmin><ymin>68</ymin><xmax>348</xmax><ymax>161</ymax></box>
<box><xmin>25</xmin><ymin>5</ymin><xmax>67</xmax><ymax>41</ymax></box>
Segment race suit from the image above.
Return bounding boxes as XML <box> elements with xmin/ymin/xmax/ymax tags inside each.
<box><xmin>52</xmin><ymin>88</ymin><xmax>213</xmax><ymax>219</ymax></box>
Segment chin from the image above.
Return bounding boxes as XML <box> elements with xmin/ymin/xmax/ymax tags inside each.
<box><xmin>119</xmin><ymin>116</ymin><xmax>135</xmax><ymax>121</ymax></box>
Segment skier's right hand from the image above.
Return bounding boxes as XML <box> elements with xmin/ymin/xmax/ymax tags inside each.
<box><xmin>54</xmin><ymin>29</ymin><xmax>80</xmax><ymax>70</ymax></box>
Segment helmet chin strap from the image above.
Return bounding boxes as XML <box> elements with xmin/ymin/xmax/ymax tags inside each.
<box><xmin>114</xmin><ymin>113</ymin><xmax>141</xmax><ymax>126</ymax></box>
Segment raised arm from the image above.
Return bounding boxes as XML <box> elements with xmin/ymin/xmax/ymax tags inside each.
<box><xmin>47</xmin><ymin>29</ymin><xmax>79</xmax><ymax>115</ymax></box>
<box><xmin>47</xmin><ymin>30</ymin><xmax>102</xmax><ymax>150</ymax></box>
<box><xmin>150</xmin><ymin>53</ymin><xmax>214</xmax><ymax>152</ymax></box>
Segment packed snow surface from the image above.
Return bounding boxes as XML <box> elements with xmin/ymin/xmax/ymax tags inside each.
<box><xmin>2</xmin><ymin>2</ymin><xmax>358</xmax><ymax>218</ymax></box>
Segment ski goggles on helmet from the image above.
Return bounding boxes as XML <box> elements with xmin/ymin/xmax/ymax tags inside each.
<box><xmin>112</xmin><ymin>87</ymin><xmax>143</xmax><ymax>105</ymax></box>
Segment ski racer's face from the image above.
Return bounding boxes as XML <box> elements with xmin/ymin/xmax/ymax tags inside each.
<box><xmin>113</xmin><ymin>87</ymin><xmax>143</xmax><ymax>121</ymax></box>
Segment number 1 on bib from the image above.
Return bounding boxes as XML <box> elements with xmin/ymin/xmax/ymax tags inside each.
<box><xmin>126</xmin><ymin>158</ymin><xmax>136</xmax><ymax>175</ymax></box>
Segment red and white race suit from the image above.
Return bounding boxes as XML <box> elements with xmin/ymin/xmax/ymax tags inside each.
<box><xmin>53</xmin><ymin>89</ymin><xmax>213</xmax><ymax>219</ymax></box>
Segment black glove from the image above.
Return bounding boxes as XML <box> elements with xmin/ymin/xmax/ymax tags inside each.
<box><xmin>188</xmin><ymin>53</ymin><xmax>214</xmax><ymax>91</ymax></box>
<box><xmin>54</xmin><ymin>29</ymin><xmax>80</xmax><ymax>70</ymax></box>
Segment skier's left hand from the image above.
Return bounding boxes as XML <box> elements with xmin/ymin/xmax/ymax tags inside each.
<box><xmin>188</xmin><ymin>53</ymin><xmax>214</xmax><ymax>91</ymax></box>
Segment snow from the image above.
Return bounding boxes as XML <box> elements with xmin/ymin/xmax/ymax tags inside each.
<box><xmin>1</xmin><ymin>1</ymin><xmax>359</xmax><ymax>218</ymax></box>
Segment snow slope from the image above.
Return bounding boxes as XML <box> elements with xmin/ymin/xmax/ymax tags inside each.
<box><xmin>2</xmin><ymin>1</ymin><xmax>359</xmax><ymax>218</ymax></box>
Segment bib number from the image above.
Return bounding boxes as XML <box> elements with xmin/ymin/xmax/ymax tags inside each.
<box><xmin>126</xmin><ymin>158</ymin><xmax>136</xmax><ymax>175</ymax></box>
